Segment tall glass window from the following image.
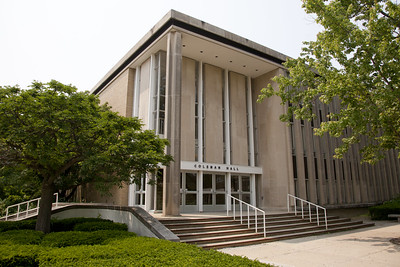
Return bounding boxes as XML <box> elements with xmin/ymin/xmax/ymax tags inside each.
<box><xmin>153</xmin><ymin>51</ymin><xmax>166</xmax><ymax>135</ymax></box>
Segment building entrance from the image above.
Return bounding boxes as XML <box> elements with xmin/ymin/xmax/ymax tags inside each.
<box><xmin>180</xmin><ymin>172</ymin><xmax>198</xmax><ymax>212</ymax></box>
<box><xmin>202</xmin><ymin>173</ymin><xmax>226</xmax><ymax>211</ymax></box>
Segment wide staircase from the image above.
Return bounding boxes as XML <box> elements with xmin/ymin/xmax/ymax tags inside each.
<box><xmin>159</xmin><ymin>195</ymin><xmax>375</xmax><ymax>249</ymax></box>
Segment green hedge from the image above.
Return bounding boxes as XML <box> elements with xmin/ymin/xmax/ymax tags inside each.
<box><xmin>0</xmin><ymin>244</ymin><xmax>41</xmax><ymax>267</ymax></box>
<box><xmin>41</xmin><ymin>230</ymin><xmax>135</xmax><ymax>247</ymax></box>
<box><xmin>0</xmin><ymin>217</ymin><xmax>120</xmax><ymax>233</ymax></box>
<box><xmin>0</xmin><ymin>230</ymin><xmax>44</xmax><ymax>245</ymax></box>
<box><xmin>0</xmin><ymin>230</ymin><xmax>268</xmax><ymax>266</ymax></box>
<box><xmin>73</xmin><ymin>221</ymin><xmax>128</xmax><ymax>232</ymax></box>
<box><xmin>50</xmin><ymin>217</ymin><xmax>114</xmax><ymax>232</ymax></box>
<box><xmin>37</xmin><ymin>237</ymin><xmax>267</xmax><ymax>267</ymax></box>
<box><xmin>369</xmin><ymin>197</ymin><xmax>400</xmax><ymax>220</ymax></box>
<box><xmin>0</xmin><ymin>219</ymin><xmax>36</xmax><ymax>232</ymax></box>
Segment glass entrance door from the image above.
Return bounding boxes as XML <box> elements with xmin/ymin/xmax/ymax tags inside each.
<box><xmin>180</xmin><ymin>172</ymin><xmax>198</xmax><ymax>212</ymax></box>
<box><xmin>203</xmin><ymin>173</ymin><xmax>226</xmax><ymax>211</ymax></box>
<box><xmin>231</xmin><ymin>175</ymin><xmax>251</xmax><ymax>203</ymax></box>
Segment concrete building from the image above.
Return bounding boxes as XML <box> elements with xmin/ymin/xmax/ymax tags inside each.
<box><xmin>88</xmin><ymin>10</ymin><xmax>400</xmax><ymax>215</ymax></box>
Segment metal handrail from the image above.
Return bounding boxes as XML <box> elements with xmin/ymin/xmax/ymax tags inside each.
<box><xmin>287</xmin><ymin>194</ymin><xmax>327</xmax><ymax>230</ymax></box>
<box><xmin>3</xmin><ymin>193</ymin><xmax>59</xmax><ymax>221</ymax></box>
<box><xmin>226</xmin><ymin>194</ymin><xmax>266</xmax><ymax>238</ymax></box>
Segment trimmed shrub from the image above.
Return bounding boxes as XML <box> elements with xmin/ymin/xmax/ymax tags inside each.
<box><xmin>37</xmin><ymin>236</ymin><xmax>268</xmax><ymax>267</ymax></box>
<box><xmin>369</xmin><ymin>197</ymin><xmax>400</xmax><ymax>220</ymax></box>
<box><xmin>73</xmin><ymin>221</ymin><xmax>127</xmax><ymax>232</ymax></box>
<box><xmin>0</xmin><ymin>220</ymin><xmax>36</xmax><ymax>232</ymax></box>
<box><xmin>0</xmin><ymin>244</ymin><xmax>41</xmax><ymax>267</ymax></box>
<box><xmin>50</xmin><ymin>217</ymin><xmax>113</xmax><ymax>232</ymax></box>
<box><xmin>41</xmin><ymin>230</ymin><xmax>135</xmax><ymax>247</ymax></box>
<box><xmin>0</xmin><ymin>230</ymin><xmax>44</xmax><ymax>245</ymax></box>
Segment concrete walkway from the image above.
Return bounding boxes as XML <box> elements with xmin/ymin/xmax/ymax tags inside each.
<box><xmin>220</xmin><ymin>220</ymin><xmax>400</xmax><ymax>267</ymax></box>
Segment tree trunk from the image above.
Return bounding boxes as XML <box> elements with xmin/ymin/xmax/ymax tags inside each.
<box><xmin>35</xmin><ymin>181</ymin><xmax>55</xmax><ymax>233</ymax></box>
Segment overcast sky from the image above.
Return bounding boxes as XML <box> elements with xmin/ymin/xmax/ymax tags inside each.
<box><xmin>0</xmin><ymin>0</ymin><xmax>322</xmax><ymax>91</ymax></box>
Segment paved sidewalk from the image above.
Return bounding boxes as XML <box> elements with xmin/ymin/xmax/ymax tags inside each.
<box><xmin>220</xmin><ymin>220</ymin><xmax>400</xmax><ymax>267</ymax></box>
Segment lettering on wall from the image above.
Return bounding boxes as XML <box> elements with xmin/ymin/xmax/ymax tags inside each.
<box><xmin>193</xmin><ymin>164</ymin><xmax>239</xmax><ymax>172</ymax></box>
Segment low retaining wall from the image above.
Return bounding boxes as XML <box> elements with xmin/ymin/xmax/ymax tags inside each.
<box><xmin>50</xmin><ymin>204</ymin><xmax>179</xmax><ymax>242</ymax></box>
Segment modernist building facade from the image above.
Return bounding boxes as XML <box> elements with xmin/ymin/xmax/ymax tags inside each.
<box><xmin>88</xmin><ymin>10</ymin><xmax>400</xmax><ymax>215</ymax></box>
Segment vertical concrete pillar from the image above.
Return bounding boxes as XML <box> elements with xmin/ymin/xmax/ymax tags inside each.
<box><xmin>163</xmin><ymin>31</ymin><xmax>182</xmax><ymax>216</ymax></box>
<box><xmin>198</xmin><ymin>171</ymin><xmax>203</xmax><ymax>212</ymax></box>
<box><xmin>226</xmin><ymin>173</ymin><xmax>232</xmax><ymax>211</ymax></box>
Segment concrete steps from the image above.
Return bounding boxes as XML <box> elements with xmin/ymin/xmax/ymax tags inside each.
<box><xmin>158</xmin><ymin>213</ymin><xmax>374</xmax><ymax>249</ymax></box>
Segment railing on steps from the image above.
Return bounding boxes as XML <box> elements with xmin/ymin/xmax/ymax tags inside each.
<box><xmin>287</xmin><ymin>194</ymin><xmax>327</xmax><ymax>230</ymax></box>
<box><xmin>2</xmin><ymin>193</ymin><xmax>59</xmax><ymax>221</ymax></box>
<box><xmin>226</xmin><ymin>194</ymin><xmax>266</xmax><ymax>238</ymax></box>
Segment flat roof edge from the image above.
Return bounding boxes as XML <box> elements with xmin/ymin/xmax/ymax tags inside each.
<box><xmin>91</xmin><ymin>9</ymin><xmax>288</xmax><ymax>95</ymax></box>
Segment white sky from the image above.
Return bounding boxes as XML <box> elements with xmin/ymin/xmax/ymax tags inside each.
<box><xmin>0</xmin><ymin>0</ymin><xmax>322</xmax><ymax>91</ymax></box>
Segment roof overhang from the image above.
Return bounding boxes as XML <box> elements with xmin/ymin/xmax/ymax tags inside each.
<box><xmin>92</xmin><ymin>10</ymin><xmax>289</xmax><ymax>95</ymax></box>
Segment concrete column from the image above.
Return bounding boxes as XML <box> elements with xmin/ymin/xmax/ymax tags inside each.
<box><xmin>226</xmin><ymin>173</ymin><xmax>232</xmax><ymax>211</ymax></box>
<box><xmin>198</xmin><ymin>62</ymin><xmax>204</xmax><ymax>163</ymax></box>
<box><xmin>304</xmin><ymin>120</ymin><xmax>317</xmax><ymax>203</ymax></box>
<box><xmin>133</xmin><ymin>66</ymin><xmax>141</xmax><ymax>117</ymax></box>
<box><xmin>224</xmin><ymin>69</ymin><xmax>231</xmax><ymax>165</ymax></box>
<box><xmin>163</xmin><ymin>31</ymin><xmax>182</xmax><ymax>216</ymax></box>
<box><xmin>247</xmin><ymin>77</ymin><xmax>255</xmax><ymax>167</ymax></box>
<box><xmin>145</xmin><ymin>175</ymin><xmax>153</xmax><ymax>211</ymax></box>
<box><xmin>198</xmin><ymin>171</ymin><xmax>203</xmax><ymax>212</ymax></box>
<box><xmin>129</xmin><ymin>67</ymin><xmax>141</xmax><ymax>206</ymax></box>
<box><xmin>250</xmin><ymin>174</ymin><xmax>256</xmax><ymax>206</ymax></box>
<box><xmin>293</xmin><ymin>119</ymin><xmax>307</xmax><ymax>200</ymax></box>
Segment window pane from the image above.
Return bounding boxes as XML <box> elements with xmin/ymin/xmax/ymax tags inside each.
<box><xmin>186</xmin><ymin>173</ymin><xmax>197</xmax><ymax>191</ymax></box>
<box><xmin>203</xmin><ymin>174</ymin><xmax>212</xmax><ymax>191</ymax></box>
<box><xmin>242</xmin><ymin>193</ymin><xmax>250</xmax><ymax>203</ymax></box>
<box><xmin>186</xmin><ymin>194</ymin><xmax>197</xmax><ymax>205</ymax></box>
<box><xmin>242</xmin><ymin>176</ymin><xmax>250</xmax><ymax>192</ymax></box>
<box><xmin>216</xmin><ymin>194</ymin><xmax>225</xmax><ymax>205</ymax></box>
<box><xmin>203</xmin><ymin>194</ymin><xmax>212</xmax><ymax>205</ymax></box>
<box><xmin>216</xmin><ymin>175</ymin><xmax>225</xmax><ymax>191</ymax></box>
<box><xmin>231</xmin><ymin>176</ymin><xmax>239</xmax><ymax>191</ymax></box>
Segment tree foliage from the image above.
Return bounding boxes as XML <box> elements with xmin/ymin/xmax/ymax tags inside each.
<box><xmin>0</xmin><ymin>80</ymin><xmax>173</xmax><ymax>232</ymax></box>
<box><xmin>258</xmin><ymin>0</ymin><xmax>400</xmax><ymax>164</ymax></box>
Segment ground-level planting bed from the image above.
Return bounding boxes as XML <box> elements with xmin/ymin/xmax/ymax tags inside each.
<box><xmin>0</xmin><ymin>218</ymin><xmax>268</xmax><ymax>266</ymax></box>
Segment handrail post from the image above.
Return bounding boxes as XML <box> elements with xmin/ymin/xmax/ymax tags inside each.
<box><xmin>263</xmin><ymin>213</ymin><xmax>266</xmax><ymax>238</ymax></box>
<box><xmin>5</xmin><ymin>207</ymin><xmax>9</xmax><ymax>221</ymax></box>
<box><xmin>247</xmin><ymin>205</ymin><xmax>250</xmax><ymax>229</ymax></box>
<box><xmin>324</xmin><ymin>209</ymin><xmax>328</xmax><ymax>230</ymax></box>
<box><xmin>16</xmin><ymin>204</ymin><xmax>20</xmax><ymax>220</ymax></box>
<box><xmin>240</xmin><ymin>201</ymin><xmax>243</xmax><ymax>224</ymax></box>
<box><xmin>301</xmin><ymin>200</ymin><xmax>304</xmax><ymax>219</ymax></box>
<box><xmin>55</xmin><ymin>193</ymin><xmax>58</xmax><ymax>208</ymax></box>
<box><xmin>226</xmin><ymin>195</ymin><xmax>229</xmax><ymax>217</ymax></box>
<box><xmin>227</xmin><ymin>194</ymin><xmax>266</xmax><ymax>238</ymax></box>
<box><xmin>233</xmin><ymin>199</ymin><xmax>236</xmax><ymax>220</ymax></box>
<box><xmin>255</xmin><ymin>209</ymin><xmax>258</xmax><ymax>233</ymax></box>
<box><xmin>26</xmin><ymin>201</ymin><xmax>30</xmax><ymax>217</ymax></box>
<box><xmin>308</xmin><ymin>202</ymin><xmax>311</xmax><ymax>222</ymax></box>
<box><xmin>287</xmin><ymin>194</ymin><xmax>290</xmax><ymax>213</ymax></box>
<box><xmin>317</xmin><ymin>208</ymin><xmax>320</xmax><ymax>226</ymax></box>
<box><xmin>294</xmin><ymin>197</ymin><xmax>297</xmax><ymax>216</ymax></box>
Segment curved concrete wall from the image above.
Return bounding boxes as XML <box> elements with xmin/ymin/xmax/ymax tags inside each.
<box><xmin>50</xmin><ymin>204</ymin><xmax>179</xmax><ymax>242</ymax></box>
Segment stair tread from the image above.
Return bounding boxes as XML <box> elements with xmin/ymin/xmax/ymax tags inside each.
<box><xmin>200</xmin><ymin>223</ymin><xmax>375</xmax><ymax>249</ymax></box>
<box><xmin>181</xmin><ymin>221</ymin><xmax>373</xmax><ymax>244</ymax></box>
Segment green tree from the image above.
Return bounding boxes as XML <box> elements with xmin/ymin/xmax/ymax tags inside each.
<box><xmin>259</xmin><ymin>0</ymin><xmax>400</xmax><ymax>164</ymax></box>
<box><xmin>0</xmin><ymin>80</ymin><xmax>173</xmax><ymax>233</ymax></box>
